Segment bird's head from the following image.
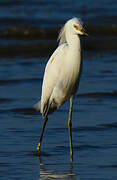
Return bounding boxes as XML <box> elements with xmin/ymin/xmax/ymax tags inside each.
<box><xmin>66</xmin><ymin>17</ymin><xmax>88</xmax><ymax>36</ymax></box>
<box><xmin>58</xmin><ymin>17</ymin><xmax>88</xmax><ymax>45</ymax></box>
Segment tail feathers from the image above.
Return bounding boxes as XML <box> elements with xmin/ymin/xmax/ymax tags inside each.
<box><xmin>33</xmin><ymin>100</ymin><xmax>41</xmax><ymax>112</ymax></box>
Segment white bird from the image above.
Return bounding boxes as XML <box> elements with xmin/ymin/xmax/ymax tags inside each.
<box><xmin>34</xmin><ymin>17</ymin><xmax>87</xmax><ymax>161</ymax></box>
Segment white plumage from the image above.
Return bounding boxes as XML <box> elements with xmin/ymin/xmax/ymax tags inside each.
<box><xmin>34</xmin><ymin>17</ymin><xmax>87</xmax><ymax>161</ymax></box>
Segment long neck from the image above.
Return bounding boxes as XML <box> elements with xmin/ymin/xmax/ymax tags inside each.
<box><xmin>66</xmin><ymin>30</ymin><xmax>81</xmax><ymax>51</ymax></box>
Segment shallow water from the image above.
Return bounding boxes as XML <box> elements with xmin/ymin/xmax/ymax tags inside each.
<box><xmin>1</xmin><ymin>51</ymin><xmax>117</xmax><ymax>180</ymax></box>
<box><xmin>1</xmin><ymin>0</ymin><xmax>117</xmax><ymax>180</ymax></box>
<box><xmin>0</xmin><ymin>0</ymin><xmax>117</xmax><ymax>27</ymax></box>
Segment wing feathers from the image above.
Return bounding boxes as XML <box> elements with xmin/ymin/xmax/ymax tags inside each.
<box><xmin>41</xmin><ymin>44</ymin><xmax>67</xmax><ymax>116</ymax></box>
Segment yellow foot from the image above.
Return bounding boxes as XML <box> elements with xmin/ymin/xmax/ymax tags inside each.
<box><xmin>37</xmin><ymin>142</ymin><xmax>41</xmax><ymax>152</ymax></box>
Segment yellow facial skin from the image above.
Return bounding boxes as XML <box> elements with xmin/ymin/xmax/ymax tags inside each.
<box><xmin>73</xmin><ymin>24</ymin><xmax>83</xmax><ymax>31</ymax></box>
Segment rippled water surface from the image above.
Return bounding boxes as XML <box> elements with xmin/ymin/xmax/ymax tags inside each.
<box><xmin>1</xmin><ymin>53</ymin><xmax>117</xmax><ymax>180</ymax></box>
<box><xmin>1</xmin><ymin>0</ymin><xmax>117</xmax><ymax>27</ymax></box>
<box><xmin>1</xmin><ymin>0</ymin><xmax>117</xmax><ymax>180</ymax></box>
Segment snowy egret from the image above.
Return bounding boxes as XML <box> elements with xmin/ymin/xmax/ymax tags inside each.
<box><xmin>34</xmin><ymin>17</ymin><xmax>87</xmax><ymax>161</ymax></box>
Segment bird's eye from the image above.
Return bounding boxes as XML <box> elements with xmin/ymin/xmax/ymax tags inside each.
<box><xmin>73</xmin><ymin>24</ymin><xmax>83</xmax><ymax>31</ymax></box>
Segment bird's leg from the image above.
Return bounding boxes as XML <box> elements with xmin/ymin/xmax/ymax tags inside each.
<box><xmin>68</xmin><ymin>96</ymin><xmax>74</xmax><ymax>162</ymax></box>
<box><xmin>37</xmin><ymin>116</ymin><xmax>48</xmax><ymax>152</ymax></box>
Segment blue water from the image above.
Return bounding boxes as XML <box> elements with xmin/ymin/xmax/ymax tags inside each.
<box><xmin>0</xmin><ymin>0</ymin><xmax>117</xmax><ymax>28</ymax></box>
<box><xmin>0</xmin><ymin>0</ymin><xmax>117</xmax><ymax>180</ymax></box>
<box><xmin>1</xmin><ymin>52</ymin><xmax>117</xmax><ymax>180</ymax></box>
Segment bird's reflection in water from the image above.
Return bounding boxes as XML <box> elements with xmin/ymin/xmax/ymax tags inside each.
<box><xmin>38</xmin><ymin>157</ymin><xmax>79</xmax><ymax>180</ymax></box>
